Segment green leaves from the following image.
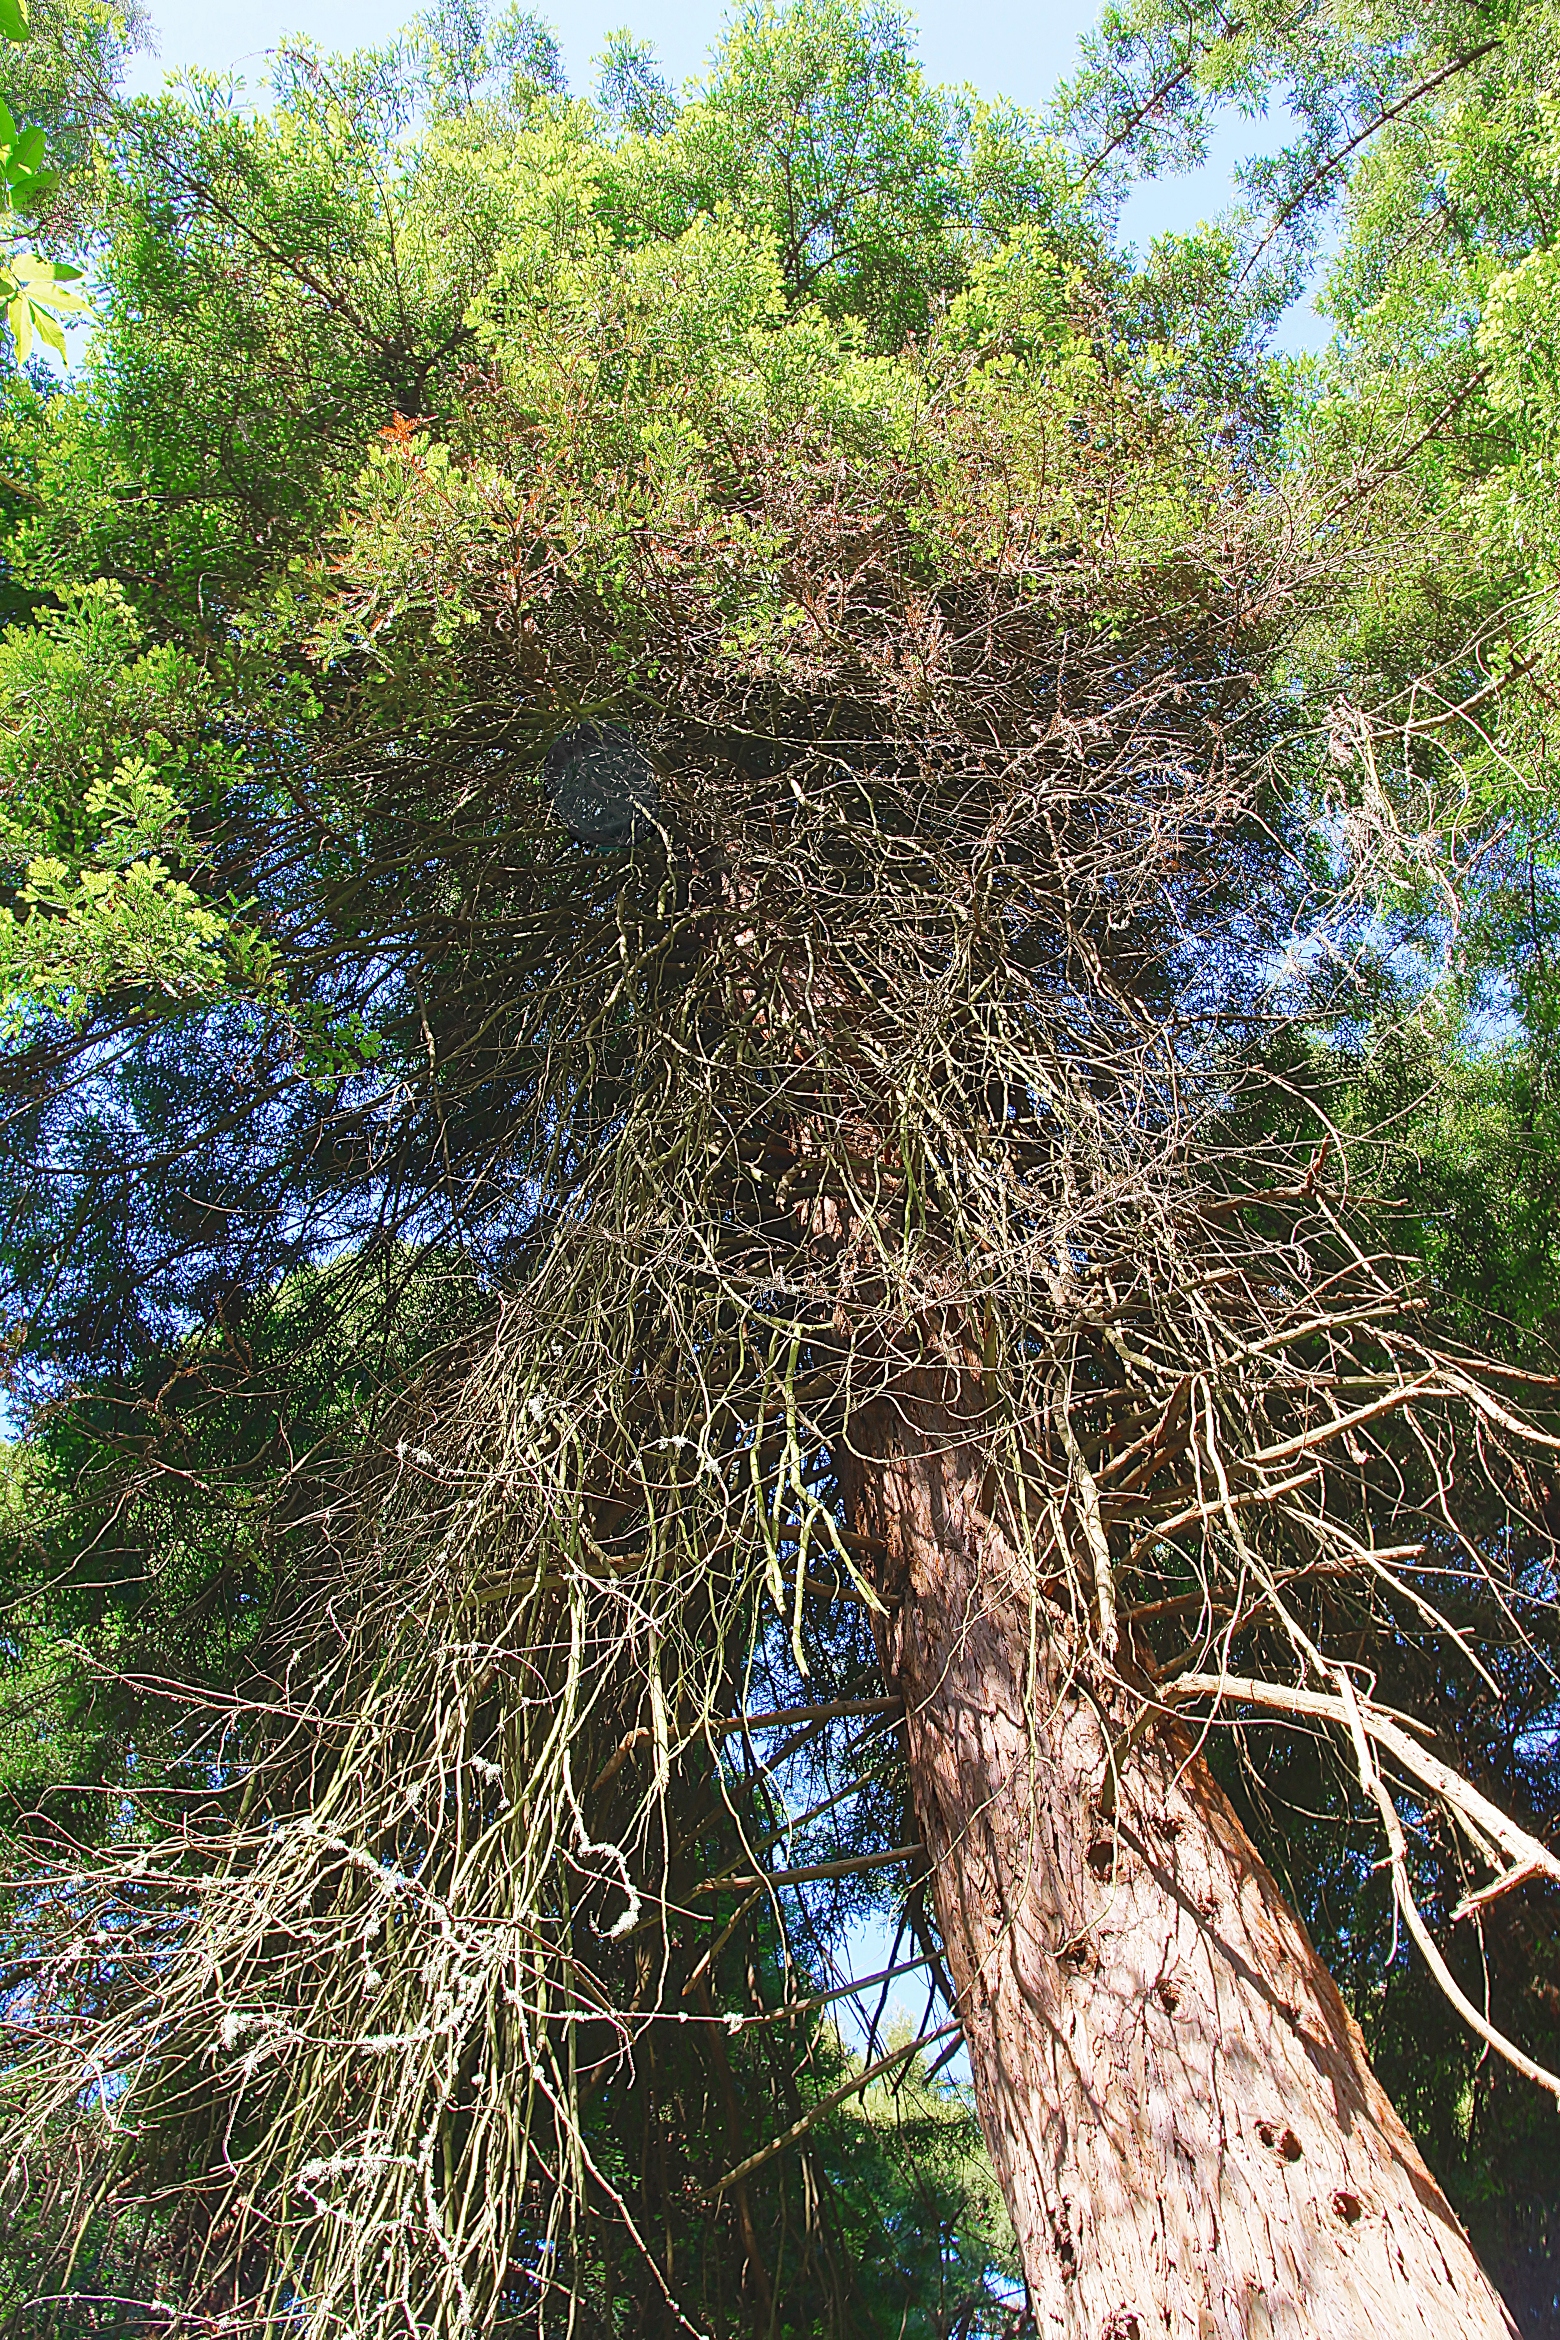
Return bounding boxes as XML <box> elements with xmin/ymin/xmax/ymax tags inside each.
<box><xmin>1</xmin><ymin>248</ymin><xmax>85</xmax><ymax>360</ymax></box>
<box><xmin>0</xmin><ymin>848</ymin><xmax>243</xmax><ymax>1021</ymax></box>
<box><xmin>0</xmin><ymin>100</ymin><xmax>50</xmax><ymax>203</ymax></box>
<box><xmin>0</xmin><ymin>583</ymin><xmax>283</xmax><ymax>1025</ymax></box>
<box><xmin>0</xmin><ymin>0</ymin><xmax>28</xmax><ymax>46</ymax></box>
<box><xmin>596</xmin><ymin>0</ymin><xmax>1084</xmax><ymax>347</ymax></box>
<box><xmin>14</xmin><ymin>51</ymin><xmax>514</xmax><ymax>610</ymax></box>
<box><xmin>0</xmin><ymin>87</ymin><xmax>87</xmax><ymax>366</ymax></box>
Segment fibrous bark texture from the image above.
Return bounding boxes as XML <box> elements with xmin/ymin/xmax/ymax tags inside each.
<box><xmin>843</xmin><ymin>1389</ymin><xmax>1519</xmax><ymax>2340</ymax></box>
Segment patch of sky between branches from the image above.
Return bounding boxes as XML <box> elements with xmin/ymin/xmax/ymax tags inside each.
<box><xmin>1115</xmin><ymin>100</ymin><xmax>1338</xmax><ymax>362</ymax></box>
<box><xmin>838</xmin><ymin>1902</ymin><xmax>973</xmax><ymax>2084</ymax></box>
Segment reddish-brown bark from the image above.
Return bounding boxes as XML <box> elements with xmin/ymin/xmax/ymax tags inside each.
<box><xmin>841</xmin><ymin>1384</ymin><xmax>1519</xmax><ymax>2340</ymax></box>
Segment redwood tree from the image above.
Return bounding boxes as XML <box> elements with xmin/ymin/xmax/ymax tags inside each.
<box><xmin>2</xmin><ymin>6</ymin><xmax>1558</xmax><ymax>2336</ymax></box>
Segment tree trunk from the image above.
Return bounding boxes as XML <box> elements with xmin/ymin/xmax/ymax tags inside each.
<box><xmin>841</xmin><ymin>1383</ymin><xmax>1519</xmax><ymax>2340</ymax></box>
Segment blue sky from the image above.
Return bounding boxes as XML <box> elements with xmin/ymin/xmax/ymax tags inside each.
<box><xmin>124</xmin><ymin>0</ymin><xmax>1105</xmax><ymax>110</ymax></box>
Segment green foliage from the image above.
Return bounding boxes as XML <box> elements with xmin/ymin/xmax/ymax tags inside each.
<box><xmin>0</xmin><ymin>1250</ymin><xmax>480</xmax><ymax>1840</ymax></box>
<box><xmin>593</xmin><ymin>27</ymin><xmax>674</xmax><ymax>138</ymax></box>
<box><xmin>0</xmin><ymin>0</ymin><xmax>1113</xmax><ymax>631</ymax></box>
<box><xmin>1270</xmin><ymin>0</ymin><xmax>1560</xmax><ymax>759</ymax></box>
<box><xmin>0</xmin><ymin>0</ymin><xmax>142</xmax><ymax>239</ymax></box>
<box><xmin>0</xmin><ymin>84</ymin><xmax>87</xmax><ymax>365</ymax></box>
<box><xmin>416</xmin><ymin>0</ymin><xmax>565</xmax><ymax>113</ymax></box>
<box><xmin>6</xmin><ymin>54</ymin><xmax>482</xmax><ymax>610</ymax></box>
<box><xmin>595</xmin><ymin>0</ymin><xmax>1080</xmax><ymax>346</ymax></box>
<box><xmin>0</xmin><ymin>581</ymin><xmax>280</xmax><ymax>1021</ymax></box>
<box><xmin>0</xmin><ymin>0</ymin><xmax>97</xmax><ymax>373</ymax></box>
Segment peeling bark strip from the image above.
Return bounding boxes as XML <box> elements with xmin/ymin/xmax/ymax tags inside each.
<box><xmin>842</xmin><ymin>1389</ymin><xmax>1518</xmax><ymax>2340</ymax></box>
